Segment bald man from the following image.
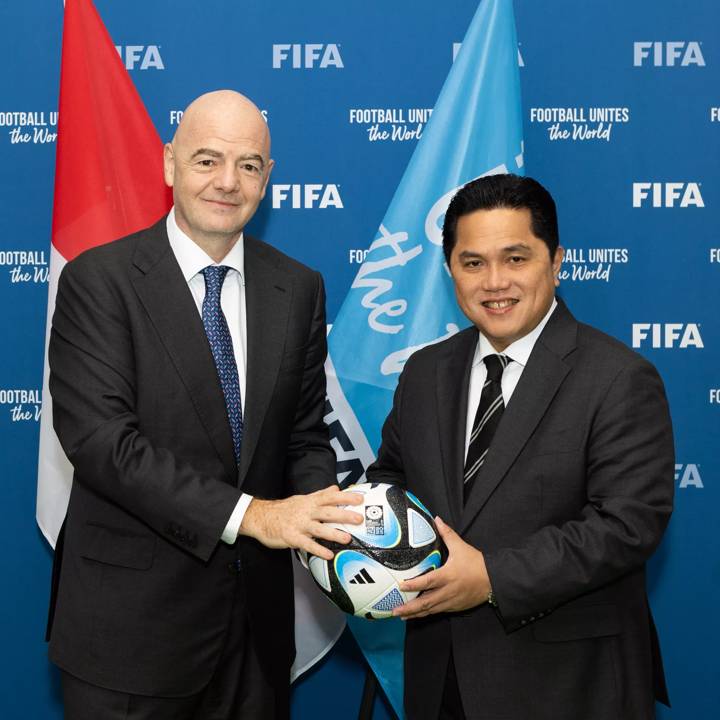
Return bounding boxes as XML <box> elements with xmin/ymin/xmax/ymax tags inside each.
<box><xmin>46</xmin><ymin>90</ymin><xmax>360</xmax><ymax>719</ymax></box>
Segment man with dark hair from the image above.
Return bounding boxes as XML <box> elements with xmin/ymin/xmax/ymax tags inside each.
<box><xmin>47</xmin><ymin>90</ymin><xmax>361</xmax><ymax>720</ymax></box>
<box><xmin>367</xmin><ymin>173</ymin><xmax>673</xmax><ymax>720</ymax></box>
<box><xmin>441</xmin><ymin>173</ymin><xmax>559</xmax><ymax>263</ymax></box>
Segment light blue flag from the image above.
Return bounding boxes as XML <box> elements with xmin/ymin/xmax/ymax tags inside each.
<box><xmin>325</xmin><ymin>0</ymin><xmax>523</xmax><ymax>715</ymax></box>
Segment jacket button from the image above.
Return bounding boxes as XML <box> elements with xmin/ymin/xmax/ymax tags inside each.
<box><xmin>227</xmin><ymin>560</ymin><xmax>242</xmax><ymax>574</ymax></box>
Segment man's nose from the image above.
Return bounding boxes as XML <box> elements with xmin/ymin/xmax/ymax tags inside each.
<box><xmin>213</xmin><ymin>164</ymin><xmax>240</xmax><ymax>193</ymax></box>
<box><xmin>482</xmin><ymin>263</ymin><xmax>510</xmax><ymax>291</ymax></box>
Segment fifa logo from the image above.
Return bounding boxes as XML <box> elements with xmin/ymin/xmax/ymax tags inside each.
<box><xmin>632</xmin><ymin>323</ymin><xmax>704</xmax><ymax>349</ymax></box>
<box><xmin>272</xmin><ymin>44</ymin><xmax>344</xmax><ymax>69</ymax></box>
<box><xmin>271</xmin><ymin>184</ymin><xmax>344</xmax><ymax>209</ymax></box>
<box><xmin>633</xmin><ymin>41</ymin><xmax>705</xmax><ymax>67</ymax></box>
<box><xmin>365</xmin><ymin>505</ymin><xmax>385</xmax><ymax>536</ymax></box>
<box><xmin>632</xmin><ymin>183</ymin><xmax>704</xmax><ymax>208</ymax></box>
<box><xmin>114</xmin><ymin>45</ymin><xmax>165</xmax><ymax>70</ymax></box>
<box><xmin>675</xmin><ymin>464</ymin><xmax>703</xmax><ymax>489</ymax></box>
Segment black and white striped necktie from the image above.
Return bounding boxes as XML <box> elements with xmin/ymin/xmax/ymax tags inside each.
<box><xmin>463</xmin><ymin>354</ymin><xmax>509</xmax><ymax>503</ymax></box>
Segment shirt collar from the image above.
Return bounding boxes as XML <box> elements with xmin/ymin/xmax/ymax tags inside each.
<box><xmin>472</xmin><ymin>298</ymin><xmax>558</xmax><ymax>368</ymax></box>
<box><xmin>166</xmin><ymin>207</ymin><xmax>245</xmax><ymax>283</ymax></box>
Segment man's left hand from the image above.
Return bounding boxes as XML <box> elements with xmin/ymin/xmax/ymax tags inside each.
<box><xmin>392</xmin><ymin>517</ymin><xmax>491</xmax><ymax>619</ymax></box>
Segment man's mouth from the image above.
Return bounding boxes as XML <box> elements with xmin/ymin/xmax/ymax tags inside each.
<box><xmin>482</xmin><ymin>299</ymin><xmax>518</xmax><ymax>310</ymax></box>
<box><xmin>203</xmin><ymin>199</ymin><xmax>239</xmax><ymax>207</ymax></box>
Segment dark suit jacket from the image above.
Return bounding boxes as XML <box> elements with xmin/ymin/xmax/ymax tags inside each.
<box><xmin>367</xmin><ymin>299</ymin><xmax>674</xmax><ymax>720</ymax></box>
<box><xmin>47</xmin><ymin>218</ymin><xmax>335</xmax><ymax>697</ymax></box>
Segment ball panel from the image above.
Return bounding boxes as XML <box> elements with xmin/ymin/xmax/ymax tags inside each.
<box><xmin>407</xmin><ymin>508</ymin><xmax>437</xmax><ymax>548</ymax></box>
<box><xmin>341</xmin><ymin>485</ymin><xmax>402</xmax><ymax>550</ymax></box>
<box><xmin>369</xmin><ymin>587</ymin><xmax>404</xmax><ymax>614</ymax></box>
<box><xmin>308</xmin><ymin>555</ymin><xmax>332</xmax><ymax>592</ymax></box>
<box><xmin>334</xmin><ymin>550</ymin><xmax>398</xmax><ymax>615</ymax></box>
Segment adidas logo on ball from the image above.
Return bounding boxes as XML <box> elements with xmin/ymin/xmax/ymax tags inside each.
<box><xmin>349</xmin><ymin>569</ymin><xmax>376</xmax><ymax>585</ymax></box>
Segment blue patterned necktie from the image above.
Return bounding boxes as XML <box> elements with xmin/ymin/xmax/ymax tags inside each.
<box><xmin>201</xmin><ymin>265</ymin><xmax>243</xmax><ymax>464</ymax></box>
<box><xmin>463</xmin><ymin>354</ymin><xmax>509</xmax><ymax>503</ymax></box>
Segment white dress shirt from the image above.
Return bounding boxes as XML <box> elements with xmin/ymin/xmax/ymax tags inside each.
<box><xmin>166</xmin><ymin>208</ymin><xmax>252</xmax><ymax>544</ymax></box>
<box><xmin>464</xmin><ymin>299</ymin><xmax>558</xmax><ymax>460</ymax></box>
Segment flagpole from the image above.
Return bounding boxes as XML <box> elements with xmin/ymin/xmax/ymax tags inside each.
<box><xmin>357</xmin><ymin>667</ymin><xmax>378</xmax><ymax>720</ymax></box>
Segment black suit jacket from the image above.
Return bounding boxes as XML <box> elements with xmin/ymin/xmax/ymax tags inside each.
<box><xmin>47</xmin><ymin>218</ymin><xmax>335</xmax><ymax>696</ymax></box>
<box><xmin>367</xmin><ymin>299</ymin><xmax>674</xmax><ymax>720</ymax></box>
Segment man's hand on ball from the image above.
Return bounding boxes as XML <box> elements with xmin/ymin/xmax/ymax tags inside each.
<box><xmin>239</xmin><ymin>486</ymin><xmax>364</xmax><ymax>560</ymax></box>
<box><xmin>392</xmin><ymin>517</ymin><xmax>491</xmax><ymax>619</ymax></box>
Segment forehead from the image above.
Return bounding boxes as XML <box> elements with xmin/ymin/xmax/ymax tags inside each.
<box><xmin>454</xmin><ymin>207</ymin><xmax>539</xmax><ymax>248</ymax></box>
<box><xmin>455</xmin><ymin>208</ymin><xmax>542</xmax><ymax>246</ymax></box>
<box><xmin>179</xmin><ymin>113</ymin><xmax>270</xmax><ymax>157</ymax></box>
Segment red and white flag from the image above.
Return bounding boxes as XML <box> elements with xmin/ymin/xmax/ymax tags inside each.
<box><xmin>37</xmin><ymin>0</ymin><xmax>173</xmax><ymax>547</ymax></box>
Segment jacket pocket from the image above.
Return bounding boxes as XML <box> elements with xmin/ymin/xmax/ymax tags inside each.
<box><xmin>533</xmin><ymin>603</ymin><xmax>620</xmax><ymax>642</ymax></box>
<box><xmin>80</xmin><ymin>522</ymin><xmax>156</xmax><ymax>570</ymax></box>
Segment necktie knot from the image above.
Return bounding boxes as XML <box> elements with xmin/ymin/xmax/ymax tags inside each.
<box><xmin>202</xmin><ymin>265</ymin><xmax>231</xmax><ymax>299</ymax></box>
<box><xmin>483</xmin><ymin>354</ymin><xmax>508</xmax><ymax>384</ymax></box>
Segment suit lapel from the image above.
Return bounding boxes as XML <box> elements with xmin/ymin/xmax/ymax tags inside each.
<box><xmin>459</xmin><ymin>301</ymin><xmax>578</xmax><ymax>534</ymax></box>
<box><xmin>238</xmin><ymin>238</ymin><xmax>292</xmax><ymax>485</ymax></box>
<box><xmin>435</xmin><ymin>328</ymin><xmax>477</xmax><ymax>528</ymax></box>
<box><xmin>130</xmin><ymin>221</ymin><xmax>238</xmax><ymax>481</ymax></box>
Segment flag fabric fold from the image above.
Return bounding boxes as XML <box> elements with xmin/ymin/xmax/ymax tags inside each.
<box><xmin>325</xmin><ymin>0</ymin><xmax>524</xmax><ymax>715</ymax></box>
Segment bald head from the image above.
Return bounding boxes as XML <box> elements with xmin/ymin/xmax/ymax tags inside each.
<box><xmin>164</xmin><ymin>90</ymin><xmax>274</xmax><ymax>260</ymax></box>
<box><xmin>173</xmin><ymin>90</ymin><xmax>270</xmax><ymax>155</ymax></box>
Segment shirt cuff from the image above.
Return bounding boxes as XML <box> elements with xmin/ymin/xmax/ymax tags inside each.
<box><xmin>221</xmin><ymin>493</ymin><xmax>254</xmax><ymax>544</ymax></box>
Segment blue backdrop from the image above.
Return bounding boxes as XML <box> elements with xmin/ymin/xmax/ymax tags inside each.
<box><xmin>0</xmin><ymin>1</ymin><xmax>717</xmax><ymax>718</ymax></box>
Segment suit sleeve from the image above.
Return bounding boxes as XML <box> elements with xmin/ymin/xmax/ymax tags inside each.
<box><xmin>365</xmin><ymin>360</ymin><xmax>408</xmax><ymax>488</ymax></box>
<box><xmin>284</xmin><ymin>271</ymin><xmax>336</xmax><ymax>494</ymax></box>
<box><xmin>49</xmin><ymin>256</ymin><xmax>242</xmax><ymax>562</ymax></box>
<box><xmin>484</xmin><ymin>357</ymin><xmax>674</xmax><ymax>630</ymax></box>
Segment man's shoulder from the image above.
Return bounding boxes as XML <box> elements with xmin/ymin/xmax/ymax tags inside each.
<box><xmin>575</xmin><ymin>320</ymin><xmax>648</xmax><ymax>367</ymax></box>
<box><xmin>543</xmin><ymin>299</ymin><xmax>654</xmax><ymax>373</ymax></box>
<box><xmin>245</xmin><ymin>234</ymin><xmax>319</xmax><ymax>282</ymax></box>
<box><xmin>403</xmin><ymin>326</ymin><xmax>476</xmax><ymax>372</ymax></box>
<box><xmin>65</xmin><ymin>217</ymin><xmax>166</xmax><ymax>275</ymax></box>
<box><xmin>561</xmin><ymin>317</ymin><xmax>664</xmax><ymax>392</ymax></box>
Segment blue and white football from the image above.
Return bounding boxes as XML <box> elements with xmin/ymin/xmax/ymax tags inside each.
<box><xmin>300</xmin><ymin>482</ymin><xmax>444</xmax><ymax>619</ymax></box>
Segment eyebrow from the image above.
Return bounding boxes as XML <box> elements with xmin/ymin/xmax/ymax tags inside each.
<box><xmin>190</xmin><ymin>147</ymin><xmax>223</xmax><ymax>159</ymax></box>
<box><xmin>457</xmin><ymin>243</ymin><xmax>533</xmax><ymax>259</ymax></box>
<box><xmin>189</xmin><ymin>148</ymin><xmax>266</xmax><ymax>168</ymax></box>
<box><xmin>502</xmin><ymin>243</ymin><xmax>533</xmax><ymax>253</ymax></box>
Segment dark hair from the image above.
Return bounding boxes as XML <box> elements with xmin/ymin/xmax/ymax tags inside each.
<box><xmin>442</xmin><ymin>174</ymin><xmax>559</xmax><ymax>264</ymax></box>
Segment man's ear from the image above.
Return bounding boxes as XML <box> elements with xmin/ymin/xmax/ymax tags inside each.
<box><xmin>553</xmin><ymin>246</ymin><xmax>564</xmax><ymax>286</ymax></box>
<box><xmin>163</xmin><ymin>143</ymin><xmax>175</xmax><ymax>188</ymax></box>
<box><xmin>259</xmin><ymin>158</ymin><xmax>275</xmax><ymax>199</ymax></box>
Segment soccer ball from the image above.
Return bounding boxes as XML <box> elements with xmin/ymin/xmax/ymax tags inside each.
<box><xmin>300</xmin><ymin>482</ymin><xmax>444</xmax><ymax>619</ymax></box>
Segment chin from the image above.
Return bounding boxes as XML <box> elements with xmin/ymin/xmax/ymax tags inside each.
<box><xmin>202</xmin><ymin>218</ymin><xmax>244</xmax><ymax>234</ymax></box>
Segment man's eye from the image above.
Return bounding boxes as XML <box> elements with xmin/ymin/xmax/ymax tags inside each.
<box><xmin>509</xmin><ymin>256</ymin><xmax>525</xmax><ymax>263</ymax></box>
<box><xmin>197</xmin><ymin>159</ymin><xmax>215</xmax><ymax>167</ymax></box>
<box><xmin>243</xmin><ymin>164</ymin><xmax>261</xmax><ymax>173</ymax></box>
<box><xmin>465</xmin><ymin>260</ymin><xmax>482</xmax><ymax>268</ymax></box>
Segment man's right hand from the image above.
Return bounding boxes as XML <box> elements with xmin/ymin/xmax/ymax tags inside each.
<box><xmin>239</xmin><ymin>486</ymin><xmax>364</xmax><ymax>559</ymax></box>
